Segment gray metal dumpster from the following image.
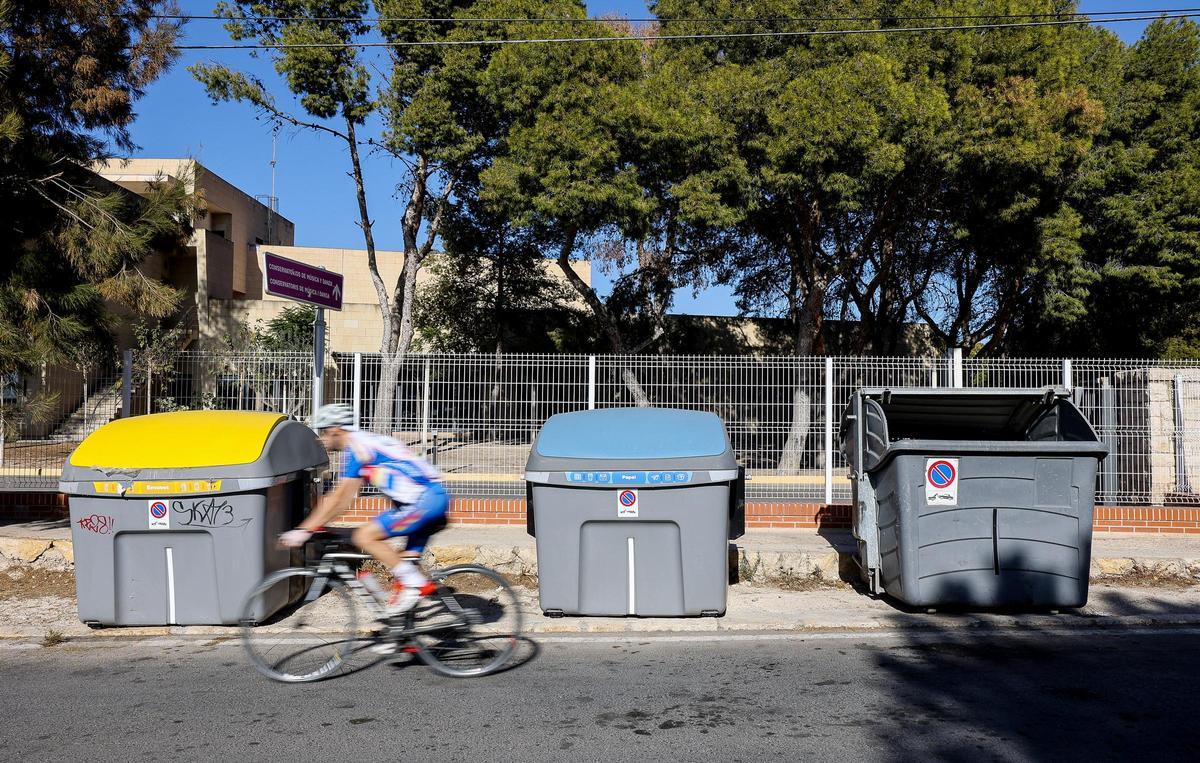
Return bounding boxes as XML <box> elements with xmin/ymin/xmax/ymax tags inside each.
<box><xmin>525</xmin><ymin>407</ymin><xmax>744</xmax><ymax>617</ymax></box>
<box><xmin>841</xmin><ymin>387</ymin><xmax>1108</xmax><ymax>608</ymax></box>
<box><xmin>59</xmin><ymin>411</ymin><xmax>328</xmax><ymax>626</ymax></box>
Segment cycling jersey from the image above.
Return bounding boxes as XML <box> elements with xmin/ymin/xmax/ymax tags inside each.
<box><xmin>341</xmin><ymin>430</ymin><xmax>442</xmax><ymax>506</ymax></box>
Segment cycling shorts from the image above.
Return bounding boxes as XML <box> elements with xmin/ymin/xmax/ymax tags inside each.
<box><xmin>374</xmin><ymin>482</ymin><xmax>450</xmax><ymax>554</ymax></box>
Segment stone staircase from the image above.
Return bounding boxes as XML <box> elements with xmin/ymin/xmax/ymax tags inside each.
<box><xmin>51</xmin><ymin>385</ymin><xmax>123</xmax><ymax>441</ymax></box>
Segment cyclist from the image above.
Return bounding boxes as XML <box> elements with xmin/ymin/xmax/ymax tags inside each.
<box><xmin>279</xmin><ymin>403</ymin><xmax>449</xmax><ymax>614</ymax></box>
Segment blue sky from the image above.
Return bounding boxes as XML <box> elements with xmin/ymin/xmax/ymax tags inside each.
<box><xmin>127</xmin><ymin>1</ymin><xmax>1170</xmax><ymax>316</ymax></box>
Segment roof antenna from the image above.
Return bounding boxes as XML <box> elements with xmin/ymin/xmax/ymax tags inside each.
<box><xmin>268</xmin><ymin>125</ymin><xmax>278</xmax><ymax>243</ymax></box>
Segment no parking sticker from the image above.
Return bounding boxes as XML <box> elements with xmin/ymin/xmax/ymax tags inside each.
<box><xmin>617</xmin><ymin>489</ymin><xmax>639</xmax><ymax>518</ymax></box>
<box><xmin>148</xmin><ymin>499</ymin><xmax>170</xmax><ymax>530</ymax></box>
<box><xmin>925</xmin><ymin>458</ymin><xmax>959</xmax><ymax>506</ymax></box>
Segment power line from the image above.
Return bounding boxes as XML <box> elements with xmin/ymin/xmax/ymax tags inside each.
<box><xmin>172</xmin><ymin>12</ymin><xmax>1200</xmax><ymax>50</ymax></box>
<box><xmin>146</xmin><ymin>7</ymin><xmax>1200</xmax><ymax>25</ymax></box>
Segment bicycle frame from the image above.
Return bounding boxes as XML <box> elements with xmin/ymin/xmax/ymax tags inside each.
<box><xmin>306</xmin><ymin>551</ymin><xmax>382</xmax><ymax>611</ymax></box>
<box><xmin>304</xmin><ymin>549</ymin><xmax>473</xmax><ymax>639</ymax></box>
<box><xmin>241</xmin><ymin>546</ymin><xmax>522</xmax><ymax>682</ymax></box>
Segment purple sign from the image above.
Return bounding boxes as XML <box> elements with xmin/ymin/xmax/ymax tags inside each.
<box><xmin>262</xmin><ymin>252</ymin><xmax>343</xmax><ymax>311</ymax></box>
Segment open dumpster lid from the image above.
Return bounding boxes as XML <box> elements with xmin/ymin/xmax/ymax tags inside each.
<box><xmin>534</xmin><ymin>408</ymin><xmax>729</xmax><ymax>460</ymax></box>
<box><xmin>855</xmin><ymin>387</ymin><xmax>1079</xmax><ymax>441</ymax></box>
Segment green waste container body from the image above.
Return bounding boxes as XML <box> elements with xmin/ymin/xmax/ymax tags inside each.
<box><xmin>841</xmin><ymin>388</ymin><xmax>1108</xmax><ymax>608</ymax></box>
<box><xmin>59</xmin><ymin>411</ymin><xmax>328</xmax><ymax>626</ymax></box>
<box><xmin>525</xmin><ymin>408</ymin><xmax>744</xmax><ymax>617</ymax></box>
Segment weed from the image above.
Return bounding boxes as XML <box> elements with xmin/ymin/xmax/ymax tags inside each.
<box><xmin>41</xmin><ymin>629</ymin><xmax>66</xmax><ymax>647</ymax></box>
<box><xmin>738</xmin><ymin>552</ymin><xmax>762</xmax><ymax>583</ymax></box>
<box><xmin>768</xmin><ymin>566</ymin><xmax>848</xmax><ymax>592</ymax></box>
<box><xmin>1093</xmin><ymin>563</ymin><xmax>1199</xmax><ymax>589</ymax></box>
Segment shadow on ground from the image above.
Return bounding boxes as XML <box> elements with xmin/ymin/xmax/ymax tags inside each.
<box><xmin>858</xmin><ymin>551</ymin><xmax>1200</xmax><ymax>760</ymax></box>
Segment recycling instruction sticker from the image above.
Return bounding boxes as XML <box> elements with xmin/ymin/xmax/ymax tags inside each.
<box><xmin>617</xmin><ymin>489</ymin><xmax>639</xmax><ymax>518</ymax></box>
<box><xmin>148</xmin><ymin>499</ymin><xmax>170</xmax><ymax>529</ymax></box>
<box><xmin>925</xmin><ymin>458</ymin><xmax>959</xmax><ymax>506</ymax></box>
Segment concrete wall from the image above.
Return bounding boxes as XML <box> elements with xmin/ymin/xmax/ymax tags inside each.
<box><xmin>95</xmin><ymin>158</ymin><xmax>297</xmax><ymax>350</ymax></box>
<box><xmin>204</xmin><ymin>246</ymin><xmax>592</xmax><ymax>354</ymax></box>
<box><xmin>1114</xmin><ymin>368</ymin><xmax>1200</xmax><ymax>503</ymax></box>
<box><xmin>96</xmin><ymin>160</ymin><xmax>590</xmax><ymax>356</ymax></box>
<box><xmin>203</xmin><ymin>231</ymin><xmax>235</xmax><ymax>301</ymax></box>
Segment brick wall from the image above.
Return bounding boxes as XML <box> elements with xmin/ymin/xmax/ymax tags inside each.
<box><xmin>1094</xmin><ymin>505</ymin><xmax>1200</xmax><ymax>533</ymax></box>
<box><xmin>742</xmin><ymin>502</ymin><xmax>851</xmax><ymax>529</ymax></box>
<box><xmin>4</xmin><ymin>492</ymin><xmax>1199</xmax><ymax>533</ymax></box>
<box><xmin>0</xmin><ymin>492</ymin><xmax>69</xmax><ymax>522</ymax></box>
<box><xmin>341</xmin><ymin>498</ymin><xmax>850</xmax><ymax>529</ymax></box>
<box><xmin>343</xmin><ymin>496</ymin><xmax>528</xmax><ymax>527</ymax></box>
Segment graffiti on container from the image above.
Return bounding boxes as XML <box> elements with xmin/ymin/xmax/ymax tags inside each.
<box><xmin>76</xmin><ymin>514</ymin><xmax>114</xmax><ymax>534</ymax></box>
<box><xmin>172</xmin><ymin>498</ymin><xmax>251</xmax><ymax>529</ymax></box>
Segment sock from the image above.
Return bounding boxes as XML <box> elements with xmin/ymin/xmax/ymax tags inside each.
<box><xmin>392</xmin><ymin>560</ymin><xmax>428</xmax><ymax>589</ymax></box>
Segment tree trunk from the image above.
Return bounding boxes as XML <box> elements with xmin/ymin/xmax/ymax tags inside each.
<box><xmin>373</xmin><ymin>354</ymin><xmax>403</xmax><ymax>436</ymax></box>
<box><xmin>796</xmin><ymin>273</ymin><xmax>829</xmax><ymax>356</ymax></box>
<box><xmin>776</xmin><ymin>387</ymin><xmax>811</xmax><ymax>472</ymax></box>
<box><xmin>391</xmin><ymin>252</ymin><xmax>422</xmax><ymax>357</ymax></box>
<box><xmin>373</xmin><ymin>253</ymin><xmax>422</xmax><ymax>434</ymax></box>
<box><xmin>345</xmin><ymin>119</ymin><xmax>389</xmax><ymax>340</ymax></box>
<box><xmin>341</xmin><ymin>116</ymin><xmax>399</xmax><ymax>434</ymax></box>
<box><xmin>489</xmin><ymin>245</ymin><xmax>505</xmax><ymax>437</ymax></box>
<box><xmin>373</xmin><ymin>157</ymin><xmax>449</xmax><ymax>434</ymax></box>
<box><xmin>554</xmin><ymin>230</ymin><xmax>651</xmax><ymax>406</ymax></box>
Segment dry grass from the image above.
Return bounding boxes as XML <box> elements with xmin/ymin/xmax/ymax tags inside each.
<box><xmin>767</xmin><ymin>568</ymin><xmax>848</xmax><ymax>592</ymax></box>
<box><xmin>361</xmin><ymin>558</ymin><xmax>538</xmax><ymax>592</ymax></box>
<box><xmin>506</xmin><ymin>572</ymin><xmax>539</xmax><ymax>591</ymax></box>
<box><xmin>0</xmin><ymin>567</ymin><xmax>76</xmax><ymax>601</ymax></box>
<box><xmin>738</xmin><ymin>551</ymin><xmax>849</xmax><ymax>591</ymax></box>
<box><xmin>1093</xmin><ymin>564</ymin><xmax>1199</xmax><ymax>589</ymax></box>
<box><xmin>359</xmin><ymin>559</ymin><xmax>395</xmax><ymax>585</ymax></box>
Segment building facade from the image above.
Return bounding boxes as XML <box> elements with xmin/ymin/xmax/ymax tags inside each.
<box><xmin>96</xmin><ymin>159</ymin><xmax>590</xmax><ymax>354</ymax></box>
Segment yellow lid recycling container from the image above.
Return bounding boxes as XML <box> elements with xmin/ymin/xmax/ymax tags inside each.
<box><xmin>59</xmin><ymin>411</ymin><xmax>329</xmax><ymax>626</ymax></box>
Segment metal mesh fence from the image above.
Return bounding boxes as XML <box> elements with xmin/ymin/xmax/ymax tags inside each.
<box><xmin>1</xmin><ymin>360</ymin><xmax>124</xmax><ymax>490</ymax></box>
<box><xmin>3</xmin><ymin>350</ymin><xmax>1199</xmax><ymax>505</ymax></box>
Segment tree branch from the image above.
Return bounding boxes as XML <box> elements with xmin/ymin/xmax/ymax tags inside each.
<box><xmin>418</xmin><ymin>176</ymin><xmax>456</xmax><ymax>261</ymax></box>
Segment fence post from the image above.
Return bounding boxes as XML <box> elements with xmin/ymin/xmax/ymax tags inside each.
<box><xmin>421</xmin><ymin>356</ymin><xmax>432</xmax><ymax>453</ymax></box>
<box><xmin>949</xmin><ymin>347</ymin><xmax>964</xmax><ymax>388</ymax></box>
<box><xmin>352</xmin><ymin>352</ymin><xmax>362</xmax><ymax>428</ymax></box>
<box><xmin>1175</xmin><ymin>374</ymin><xmax>1191</xmax><ymax>494</ymax></box>
<box><xmin>587</xmin><ymin>355</ymin><xmax>596</xmax><ymax>410</ymax></box>
<box><xmin>1100</xmin><ymin>377</ymin><xmax>1117</xmax><ymax>500</ymax></box>
<box><xmin>824</xmin><ymin>356</ymin><xmax>834</xmax><ymax>506</ymax></box>
<box><xmin>122</xmin><ymin>349</ymin><xmax>132</xmax><ymax>418</ymax></box>
<box><xmin>1062</xmin><ymin>358</ymin><xmax>1073</xmax><ymax>394</ymax></box>
<box><xmin>311</xmin><ymin>307</ymin><xmax>326</xmax><ymax>417</ymax></box>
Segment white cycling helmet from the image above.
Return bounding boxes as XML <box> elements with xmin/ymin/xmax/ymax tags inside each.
<box><xmin>311</xmin><ymin>403</ymin><xmax>355</xmax><ymax>431</ymax></box>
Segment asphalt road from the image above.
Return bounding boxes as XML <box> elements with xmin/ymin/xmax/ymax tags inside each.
<box><xmin>2</xmin><ymin>628</ymin><xmax>1199</xmax><ymax>761</ymax></box>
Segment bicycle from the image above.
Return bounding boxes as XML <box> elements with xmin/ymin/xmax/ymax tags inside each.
<box><xmin>240</xmin><ymin>528</ymin><xmax>523</xmax><ymax>683</ymax></box>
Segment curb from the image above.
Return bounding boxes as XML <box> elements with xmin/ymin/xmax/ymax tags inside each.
<box><xmin>6</xmin><ymin>613</ymin><xmax>1200</xmax><ymax>644</ymax></box>
<box><xmin>0</xmin><ymin>537</ymin><xmax>73</xmax><ymax>569</ymax></box>
<box><xmin>6</xmin><ymin>536</ymin><xmax>1199</xmax><ymax>587</ymax></box>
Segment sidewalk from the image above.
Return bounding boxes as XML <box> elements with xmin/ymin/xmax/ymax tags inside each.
<box><xmin>3</xmin><ymin>519</ymin><xmax>1200</xmax><ymax>578</ymax></box>
<box><xmin>2</xmin><ymin>521</ymin><xmax>1198</xmax><ymax>642</ymax></box>
<box><xmin>2</xmin><ymin>573</ymin><xmax>1198</xmax><ymax>642</ymax></box>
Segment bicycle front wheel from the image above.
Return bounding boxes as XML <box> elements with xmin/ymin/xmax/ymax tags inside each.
<box><xmin>412</xmin><ymin>564</ymin><xmax>524</xmax><ymax>678</ymax></box>
<box><xmin>240</xmin><ymin>567</ymin><xmax>359</xmax><ymax>683</ymax></box>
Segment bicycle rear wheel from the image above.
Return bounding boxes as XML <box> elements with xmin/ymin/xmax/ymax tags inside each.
<box><xmin>411</xmin><ymin>565</ymin><xmax>524</xmax><ymax>678</ymax></box>
<box><xmin>240</xmin><ymin>568</ymin><xmax>360</xmax><ymax>683</ymax></box>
